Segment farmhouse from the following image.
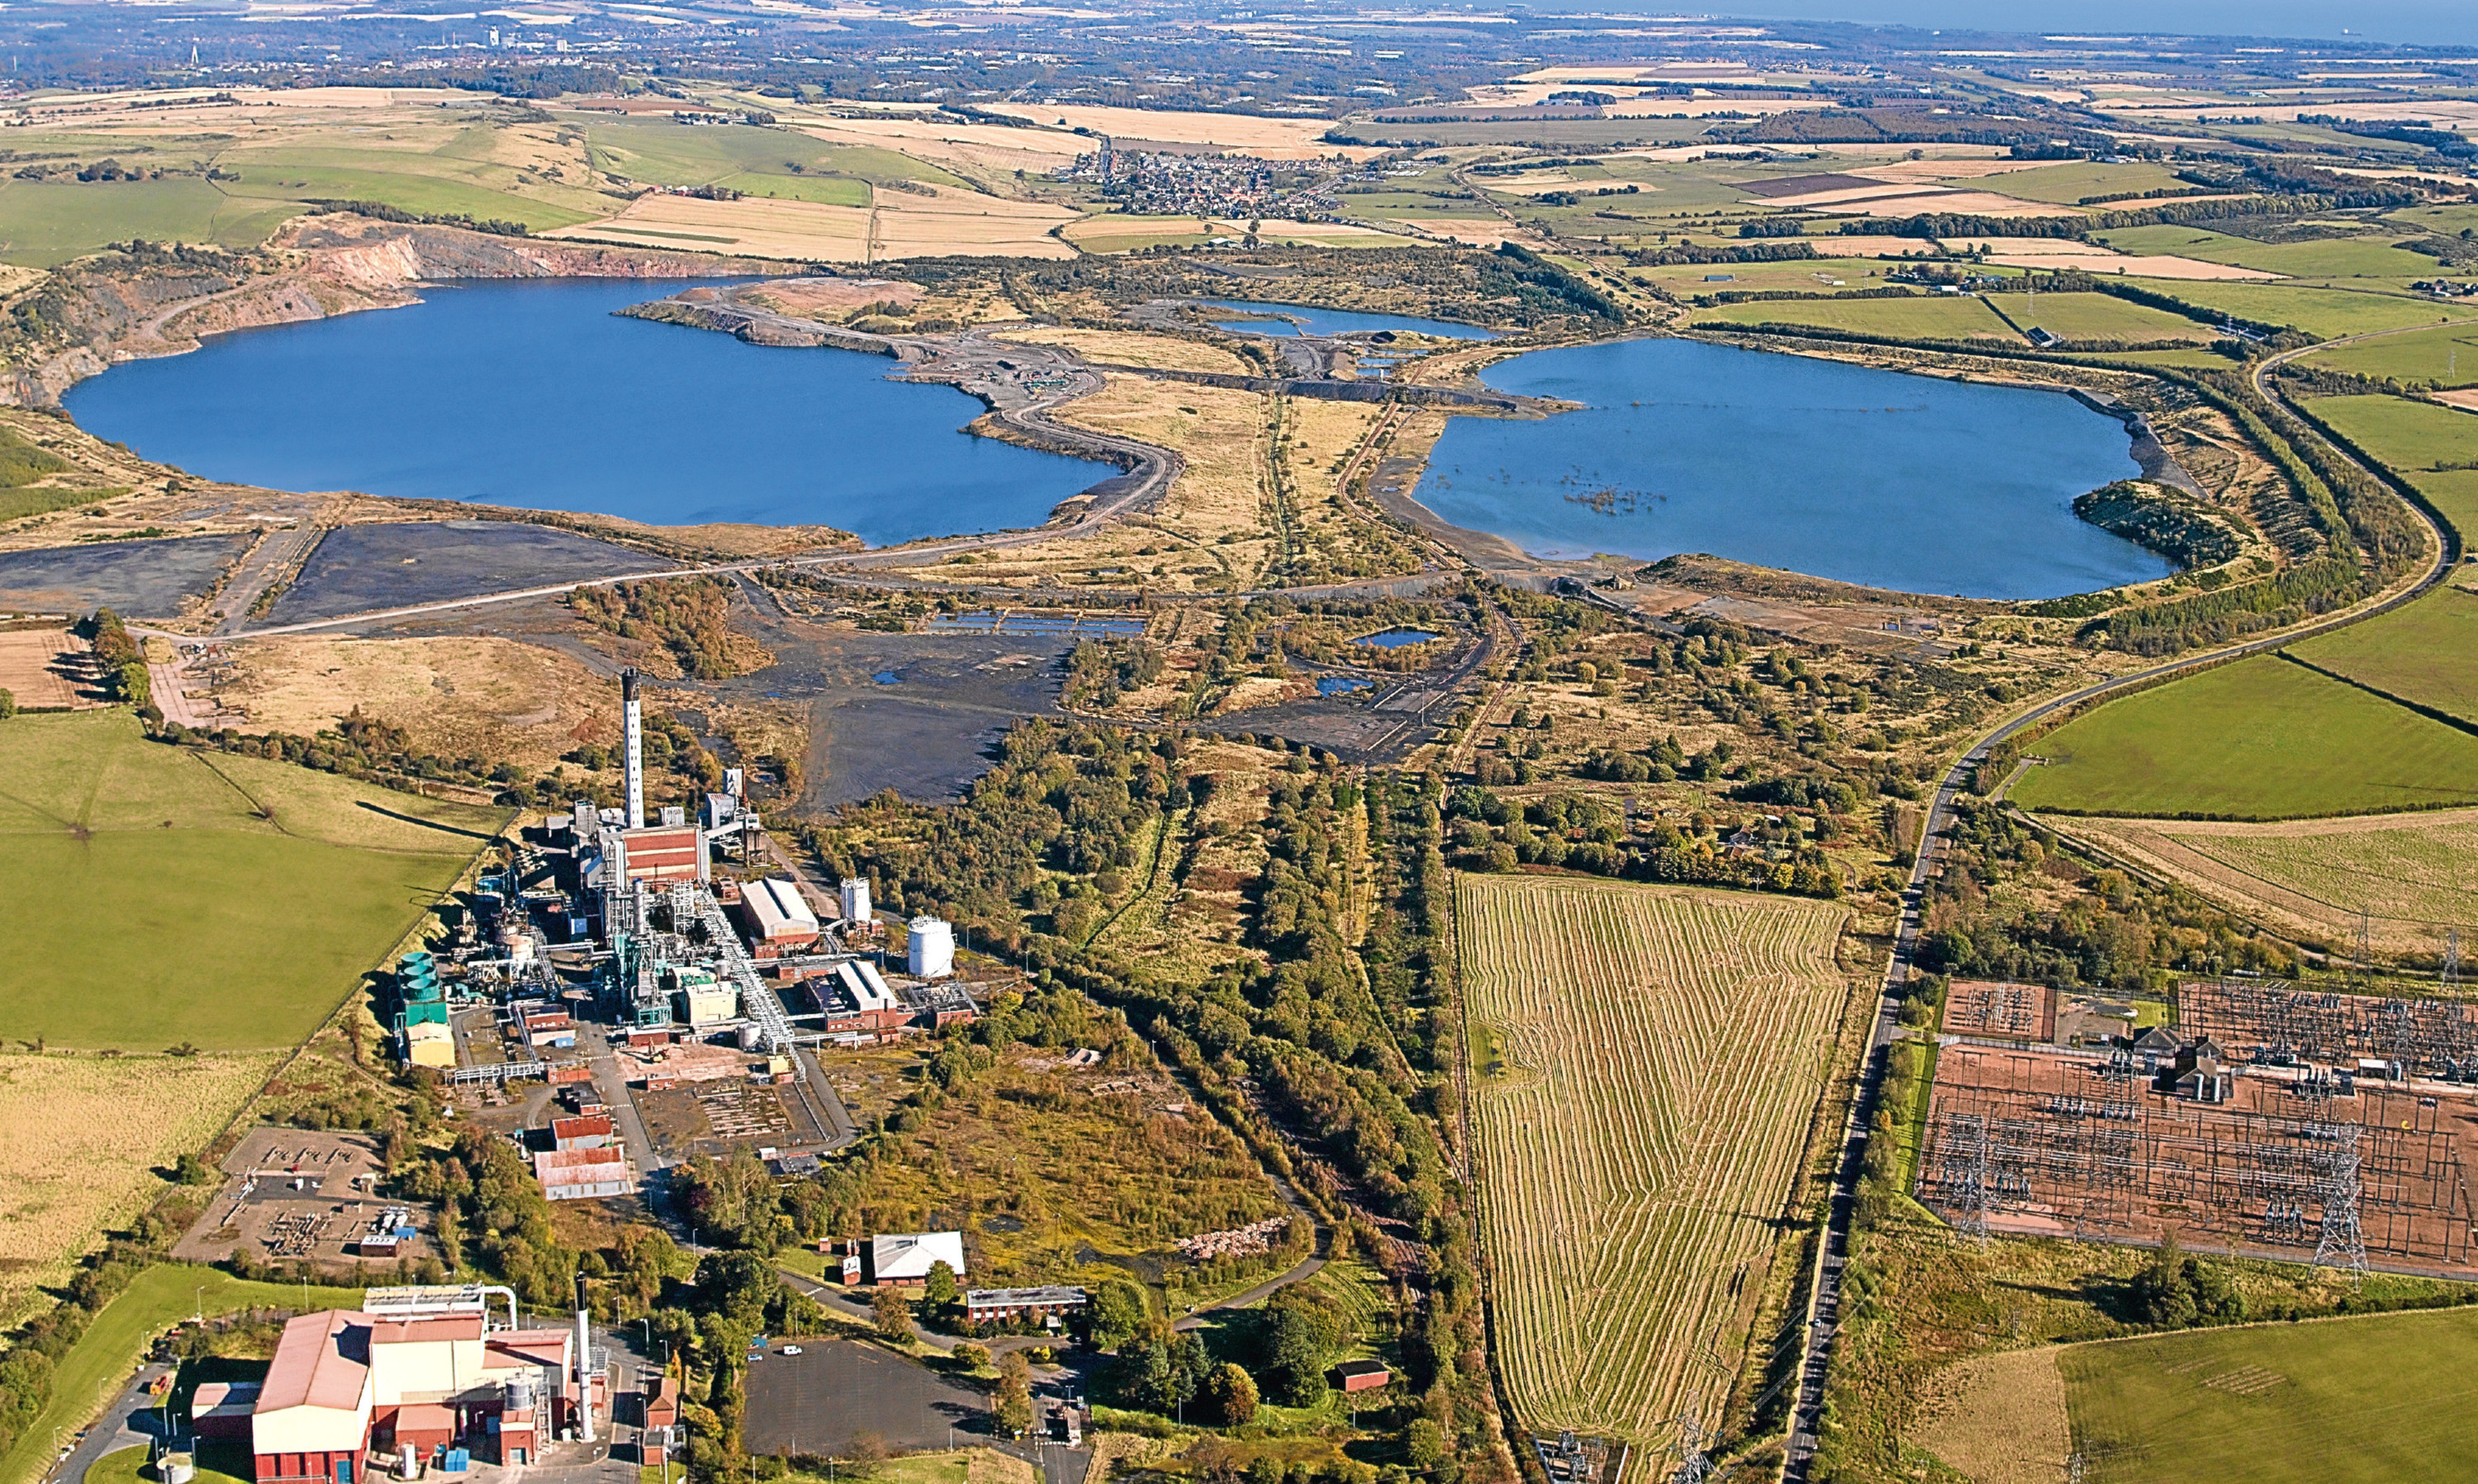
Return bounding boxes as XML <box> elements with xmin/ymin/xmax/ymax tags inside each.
<box><xmin>868</xmin><ymin>1230</ymin><xmax>966</xmax><ymax>1287</ymax></box>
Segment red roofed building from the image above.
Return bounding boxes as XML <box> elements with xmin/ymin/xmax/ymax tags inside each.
<box><xmin>550</xmin><ymin>1115</ymin><xmax>613</xmax><ymax>1151</ymax></box>
<box><xmin>250</xmin><ymin>1310</ymin><xmax>597</xmax><ymax>1477</ymax></box>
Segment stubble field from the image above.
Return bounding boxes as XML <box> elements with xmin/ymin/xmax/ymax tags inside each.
<box><xmin>1457</xmin><ymin>873</ymin><xmax>1851</xmax><ymax>1447</ymax></box>
<box><xmin>0</xmin><ymin>1050</ymin><xmax>282</xmax><ymax>1327</ymax></box>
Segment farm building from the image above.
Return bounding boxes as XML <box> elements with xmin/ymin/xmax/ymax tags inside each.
<box><xmin>737</xmin><ymin>878</ymin><xmax>820</xmax><ymax>958</ymax></box>
<box><xmin>533</xmin><ymin>1146</ymin><xmax>633</xmax><ymax>1202</ymax></box>
<box><xmin>247</xmin><ymin>1306</ymin><xmax>599</xmax><ymax>1478</ymax></box>
<box><xmin>868</xmin><ymin>1230</ymin><xmax>966</xmax><ymax>1287</ymax></box>
<box><xmin>1333</xmin><ymin>1359</ymin><xmax>1393</xmax><ymax>1394</ymax></box>
<box><xmin>963</xmin><ymin>1287</ymin><xmax>1087</xmax><ymax>1325</ymax></box>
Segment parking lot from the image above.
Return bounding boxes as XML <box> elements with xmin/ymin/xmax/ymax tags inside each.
<box><xmin>740</xmin><ymin>1341</ymin><xmax>990</xmax><ymax>1458</ymax></box>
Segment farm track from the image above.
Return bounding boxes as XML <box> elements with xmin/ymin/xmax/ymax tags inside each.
<box><xmin>1780</xmin><ymin>325</ymin><xmax>2459</xmax><ymax>1481</ymax></box>
<box><xmin>1458</xmin><ymin>874</ymin><xmax>1849</xmax><ymax>1447</ymax></box>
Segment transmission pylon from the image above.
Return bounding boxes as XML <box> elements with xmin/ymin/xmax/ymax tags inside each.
<box><xmin>2313</xmin><ymin>1121</ymin><xmax>2368</xmax><ymax>1284</ymax></box>
<box><xmin>2445</xmin><ymin>928</ymin><xmax>2462</xmax><ymax>991</ymax></box>
<box><xmin>1670</xmin><ymin>1397</ymin><xmax>1713</xmax><ymax>1484</ymax></box>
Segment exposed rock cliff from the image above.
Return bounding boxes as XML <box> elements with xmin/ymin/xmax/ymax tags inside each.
<box><xmin>0</xmin><ymin>216</ymin><xmax>801</xmax><ymax>406</ymax></box>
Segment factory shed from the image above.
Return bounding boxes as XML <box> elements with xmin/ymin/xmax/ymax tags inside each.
<box><xmin>192</xmin><ymin>1382</ymin><xmax>262</xmax><ymax>1439</ymax></box>
<box><xmin>738</xmin><ymin>878</ymin><xmax>820</xmax><ymax>957</ymax></box>
<box><xmin>252</xmin><ymin>1311</ymin><xmax>373</xmax><ymax>1484</ymax></box>
<box><xmin>534</xmin><ymin>1146</ymin><xmax>634</xmax><ymax>1202</ymax></box>
<box><xmin>868</xmin><ymin>1230</ymin><xmax>966</xmax><ymax>1286</ymax></box>
<box><xmin>551</xmin><ymin>1115</ymin><xmax>613</xmax><ymax>1151</ymax></box>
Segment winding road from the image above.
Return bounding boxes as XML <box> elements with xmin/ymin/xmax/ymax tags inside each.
<box><xmin>1778</xmin><ymin>325</ymin><xmax>2460</xmax><ymax>1482</ymax></box>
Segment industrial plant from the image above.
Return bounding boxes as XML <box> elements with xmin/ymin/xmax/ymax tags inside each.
<box><xmin>389</xmin><ymin>668</ymin><xmax>987</xmax><ymax>1198</ymax></box>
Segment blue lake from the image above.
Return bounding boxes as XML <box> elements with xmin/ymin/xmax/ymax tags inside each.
<box><xmin>1413</xmin><ymin>338</ymin><xmax>2168</xmax><ymax>600</ymax></box>
<box><xmin>1203</xmin><ymin>300</ymin><xmax>1496</xmax><ymax>340</ymax></box>
<box><xmin>62</xmin><ymin>278</ymin><xmax>1110</xmax><ymax>546</ymax></box>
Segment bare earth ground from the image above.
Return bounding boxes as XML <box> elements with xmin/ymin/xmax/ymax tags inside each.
<box><xmin>994</xmin><ymin>325</ymin><xmax>1253</xmax><ymax>375</ymax></box>
<box><xmin>0</xmin><ymin>628</ymin><xmax>97</xmax><ymax>709</ymax></box>
<box><xmin>217</xmin><ymin>634</ymin><xmax>620</xmax><ymax>773</ymax></box>
<box><xmin>896</xmin><ymin>377</ymin><xmax>1279</xmax><ymax>592</ymax></box>
<box><xmin>1913</xmin><ymin>1347</ymin><xmax>2073</xmax><ymax>1484</ymax></box>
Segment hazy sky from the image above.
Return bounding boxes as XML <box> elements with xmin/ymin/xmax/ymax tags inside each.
<box><xmin>1545</xmin><ymin>0</ymin><xmax>2478</xmax><ymax>47</ymax></box>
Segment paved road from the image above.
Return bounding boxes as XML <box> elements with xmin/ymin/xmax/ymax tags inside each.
<box><xmin>45</xmin><ymin>1362</ymin><xmax>174</xmax><ymax>1484</ymax></box>
<box><xmin>1778</xmin><ymin>327</ymin><xmax>2457</xmax><ymax>1482</ymax></box>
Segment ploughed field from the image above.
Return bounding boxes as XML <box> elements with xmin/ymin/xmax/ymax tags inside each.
<box><xmin>1456</xmin><ymin>874</ymin><xmax>1850</xmax><ymax>1446</ymax></box>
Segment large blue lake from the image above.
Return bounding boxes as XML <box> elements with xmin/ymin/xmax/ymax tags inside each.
<box><xmin>62</xmin><ymin>279</ymin><xmax>1108</xmax><ymax>545</ymax></box>
<box><xmin>1412</xmin><ymin>338</ymin><xmax>2167</xmax><ymax>600</ymax></box>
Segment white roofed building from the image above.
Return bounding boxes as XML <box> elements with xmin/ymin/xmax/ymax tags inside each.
<box><xmin>868</xmin><ymin>1230</ymin><xmax>966</xmax><ymax>1287</ymax></box>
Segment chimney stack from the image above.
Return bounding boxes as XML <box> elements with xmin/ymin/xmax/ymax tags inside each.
<box><xmin>574</xmin><ymin>1273</ymin><xmax>596</xmax><ymax>1444</ymax></box>
<box><xmin>621</xmin><ymin>668</ymin><xmax>644</xmax><ymax>832</ymax></box>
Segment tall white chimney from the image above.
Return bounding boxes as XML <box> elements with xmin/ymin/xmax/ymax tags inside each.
<box><xmin>621</xmin><ymin>669</ymin><xmax>645</xmax><ymax>832</ymax></box>
<box><xmin>574</xmin><ymin>1275</ymin><xmax>596</xmax><ymax>1444</ymax></box>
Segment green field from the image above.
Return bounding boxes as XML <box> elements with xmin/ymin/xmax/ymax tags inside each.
<box><xmin>2116</xmin><ymin>280</ymin><xmax>2475</xmax><ymax>338</ymax></box>
<box><xmin>2304</xmin><ymin>394</ymin><xmax>2478</xmax><ymax>540</ymax></box>
<box><xmin>2095</xmin><ymin>225</ymin><xmax>2444</xmax><ymax>278</ymax></box>
<box><xmin>2011</xmin><ymin>654</ymin><xmax>2478</xmax><ymax>818</ymax></box>
<box><xmin>1981</xmin><ymin>159</ymin><xmax>2189</xmax><ymax>205</ymax></box>
<box><xmin>0</xmin><ymin>180</ymin><xmax>307</xmax><ymax>266</ymax></box>
<box><xmin>1981</xmin><ymin>290</ymin><xmax>2216</xmax><ymax>340</ymax></box>
<box><xmin>712</xmin><ymin>172</ymin><xmax>872</xmax><ymax>207</ymax></box>
<box><xmin>1642</xmin><ymin>257</ymin><xmax>1896</xmax><ymax>296</ymax></box>
<box><xmin>0</xmin><ymin>711</ymin><xmax>506</xmax><ymax>1050</ymax></box>
<box><xmin>1688</xmin><ymin>293</ymin><xmax>2018</xmax><ymax>339</ymax></box>
<box><xmin>2301</xmin><ymin>320</ymin><xmax>2478</xmax><ymax>387</ymax></box>
<box><xmin>2288</xmin><ymin>587</ymin><xmax>2478</xmax><ymax>724</ymax></box>
<box><xmin>0</xmin><ymin>1267</ymin><xmax>363</xmax><ymax>1484</ymax></box>
<box><xmin>2061</xmin><ymin>1306</ymin><xmax>2478</xmax><ymax>1483</ymax></box>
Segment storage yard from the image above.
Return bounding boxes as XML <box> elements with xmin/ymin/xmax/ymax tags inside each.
<box><xmin>1918</xmin><ymin>980</ymin><xmax>2478</xmax><ymax>1278</ymax></box>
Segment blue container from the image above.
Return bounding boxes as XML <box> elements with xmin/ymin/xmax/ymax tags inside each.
<box><xmin>442</xmin><ymin>1450</ymin><xmax>469</xmax><ymax>1473</ymax></box>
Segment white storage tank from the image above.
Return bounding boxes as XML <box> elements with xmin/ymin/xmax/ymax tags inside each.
<box><xmin>907</xmin><ymin>917</ymin><xmax>954</xmax><ymax>979</ymax></box>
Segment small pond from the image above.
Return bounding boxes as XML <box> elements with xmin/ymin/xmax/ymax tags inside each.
<box><xmin>1354</xmin><ymin>628</ymin><xmax>1441</xmax><ymax>649</ymax></box>
<box><xmin>1317</xmin><ymin>676</ymin><xmax>1376</xmax><ymax>696</ymax></box>
<box><xmin>1202</xmin><ymin>300</ymin><xmax>1497</xmax><ymax>341</ymax></box>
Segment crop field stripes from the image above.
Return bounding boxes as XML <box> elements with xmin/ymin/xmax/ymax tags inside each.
<box><xmin>1919</xmin><ymin>1042</ymin><xmax>2478</xmax><ymax>1276</ymax></box>
<box><xmin>1456</xmin><ymin>874</ymin><xmax>1851</xmax><ymax>1446</ymax></box>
